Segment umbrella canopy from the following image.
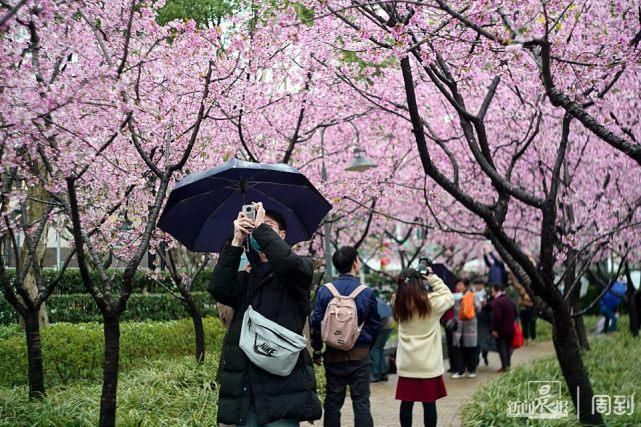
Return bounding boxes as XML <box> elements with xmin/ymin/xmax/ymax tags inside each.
<box><xmin>431</xmin><ymin>263</ymin><xmax>457</xmax><ymax>291</ymax></box>
<box><xmin>158</xmin><ymin>158</ymin><xmax>332</xmax><ymax>252</ymax></box>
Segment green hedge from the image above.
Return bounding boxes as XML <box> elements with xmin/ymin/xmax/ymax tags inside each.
<box><xmin>1</xmin><ymin>268</ymin><xmax>212</xmax><ymax>294</ymax></box>
<box><xmin>462</xmin><ymin>317</ymin><xmax>640</xmax><ymax>427</ymax></box>
<box><xmin>0</xmin><ymin>317</ymin><xmax>225</xmax><ymax>388</ymax></box>
<box><xmin>0</xmin><ymin>292</ymin><xmax>217</xmax><ymax>325</ymax></box>
<box><xmin>0</xmin><ymin>355</ymin><xmax>220</xmax><ymax>426</ymax></box>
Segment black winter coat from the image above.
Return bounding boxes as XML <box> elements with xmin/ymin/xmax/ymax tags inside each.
<box><xmin>208</xmin><ymin>224</ymin><xmax>322</xmax><ymax>425</ymax></box>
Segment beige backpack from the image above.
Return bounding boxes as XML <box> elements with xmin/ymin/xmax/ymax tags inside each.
<box><xmin>320</xmin><ymin>283</ymin><xmax>368</xmax><ymax>351</ymax></box>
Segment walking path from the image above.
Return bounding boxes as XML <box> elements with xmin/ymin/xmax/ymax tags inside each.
<box><xmin>321</xmin><ymin>340</ymin><xmax>555</xmax><ymax>426</ymax></box>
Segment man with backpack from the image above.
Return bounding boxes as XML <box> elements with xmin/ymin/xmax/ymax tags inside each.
<box><xmin>310</xmin><ymin>246</ymin><xmax>381</xmax><ymax>427</ymax></box>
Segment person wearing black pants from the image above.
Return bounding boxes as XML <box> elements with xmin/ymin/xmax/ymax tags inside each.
<box><xmin>456</xmin><ymin>346</ymin><xmax>478</xmax><ymax>375</ymax></box>
<box><xmin>393</xmin><ymin>269</ymin><xmax>455</xmax><ymax>427</ymax></box>
<box><xmin>323</xmin><ymin>355</ymin><xmax>374</xmax><ymax>427</ymax></box>
<box><xmin>400</xmin><ymin>401</ymin><xmax>436</xmax><ymax>427</ymax></box>
<box><xmin>496</xmin><ymin>336</ymin><xmax>513</xmax><ymax>370</ymax></box>
<box><xmin>491</xmin><ymin>284</ymin><xmax>517</xmax><ymax>372</ymax></box>
<box><xmin>310</xmin><ymin>247</ymin><xmax>381</xmax><ymax>427</ymax></box>
<box><xmin>520</xmin><ymin>306</ymin><xmax>537</xmax><ymax>343</ymax></box>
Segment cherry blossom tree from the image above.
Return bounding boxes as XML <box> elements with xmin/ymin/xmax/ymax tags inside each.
<box><xmin>294</xmin><ymin>1</ymin><xmax>641</xmax><ymax>424</ymax></box>
<box><xmin>1</xmin><ymin>0</ymin><xmax>239</xmax><ymax>424</ymax></box>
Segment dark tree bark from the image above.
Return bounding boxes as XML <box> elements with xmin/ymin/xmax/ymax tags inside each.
<box><xmin>550</xmin><ymin>303</ymin><xmax>602</xmax><ymax>425</ymax></box>
<box><xmin>24</xmin><ymin>309</ymin><xmax>45</xmax><ymax>398</ymax></box>
<box><xmin>99</xmin><ymin>313</ymin><xmax>121</xmax><ymax>427</ymax></box>
<box><xmin>625</xmin><ymin>263</ymin><xmax>639</xmax><ymax>337</ymax></box>
<box><xmin>161</xmin><ymin>248</ymin><xmax>208</xmax><ymax>364</ymax></box>
<box><xmin>184</xmin><ymin>294</ymin><xmax>205</xmax><ymax>363</ymax></box>
<box><xmin>565</xmin><ymin>250</ymin><xmax>590</xmax><ymax>351</ymax></box>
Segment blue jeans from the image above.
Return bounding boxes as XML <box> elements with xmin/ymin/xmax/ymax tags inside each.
<box><xmin>600</xmin><ymin>305</ymin><xmax>618</xmax><ymax>332</ymax></box>
<box><xmin>370</xmin><ymin>328</ymin><xmax>392</xmax><ymax>379</ymax></box>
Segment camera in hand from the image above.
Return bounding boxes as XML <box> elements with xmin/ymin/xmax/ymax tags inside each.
<box><xmin>241</xmin><ymin>204</ymin><xmax>256</xmax><ymax>221</ymax></box>
<box><xmin>417</xmin><ymin>257</ymin><xmax>433</xmax><ymax>275</ymax></box>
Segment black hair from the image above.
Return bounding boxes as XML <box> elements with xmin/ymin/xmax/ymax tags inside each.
<box><xmin>332</xmin><ymin>246</ymin><xmax>358</xmax><ymax>274</ymax></box>
<box><xmin>456</xmin><ymin>277</ymin><xmax>470</xmax><ymax>287</ymax></box>
<box><xmin>492</xmin><ymin>283</ymin><xmax>506</xmax><ymax>292</ymax></box>
<box><xmin>265</xmin><ymin>209</ymin><xmax>287</xmax><ymax>231</ymax></box>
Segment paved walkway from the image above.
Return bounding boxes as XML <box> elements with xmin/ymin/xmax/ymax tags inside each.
<box><xmin>321</xmin><ymin>340</ymin><xmax>555</xmax><ymax>426</ymax></box>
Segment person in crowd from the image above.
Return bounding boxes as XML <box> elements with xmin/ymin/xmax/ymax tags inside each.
<box><xmin>491</xmin><ymin>283</ymin><xmax>518</xmax><ymax>372</ymax></box>
<box><xmin>310</xmin><ymin>246</ymin><xmax>381</xmax><ymax>427</ymax></box>
<box><xmin>209</xmin><ymin>203</ymin><xmax>322</xmax><ymax>426</ymax></box>
<box><xmin>441</xmin><ymin>305</ymin><xmax>457</xmax><ymax>373</ymax></box>
<box><xmin>600</xmin><ymin>279</ymin><xmax>627</xmax><ymax>333</ymax></box>
<box><xmin>510</xmin><ymin>272</ymin><xmax>537</xmax><ymax>345</ymax></box>
<box><xmin>473</xmin><ymin>281</ymin><xmax>495</xmax><ymax>366</ymax></box>
<box><xmin>451</xmin><ymin>279</ymin><xmax>480</xmax><ymax>379</ymax></box>
<box><xmin>483</xmin><ymin>246</ymin><xmax>507</xmax><ymax>287</ymax></box>
<box><xmin>393</xmin><ymin>268</ymin><xmax>455</xmax><ymax>427</ymax></box>
<box><xmin>370</xmin><ymin>291</ymin><xmax>394</xmax><ymax>382</ymax></box>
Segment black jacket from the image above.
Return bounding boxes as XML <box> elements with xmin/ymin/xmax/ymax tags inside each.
<box><xmin>208</xmin><ymin>224</ymin><xmax>322</xmax><ymax>425</ymax></box>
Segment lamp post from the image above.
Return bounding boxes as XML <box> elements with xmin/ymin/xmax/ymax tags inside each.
<box><xmin>321</xmin><ymin>128</ymin><xmax>333</xmax><ymax>282</ymax></box>
<box><xmin>320</xmin><ymin>126</ymin><xmax>377</xmax><ymax>283</ymax></box>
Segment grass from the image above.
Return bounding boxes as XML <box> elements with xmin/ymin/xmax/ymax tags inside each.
<box><xmin>0</xmin><ymin>356</ymin><xmax>220</xmax><ymax>426</ymax></box>
<box><xmin>0</xmin><ymin>317</ymin><xmax>225</xmax><ymax>387</ymax></box>
<box><xmin>462</xmin><ymin>317</ymin><xmax>640</xmax><ymax>426</ymax></box>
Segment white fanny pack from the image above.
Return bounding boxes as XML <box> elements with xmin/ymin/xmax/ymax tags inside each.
<box><xmin>239</xmin><ymin>305</ymin><xmax>307</xmax><ymax>376</ymax></box>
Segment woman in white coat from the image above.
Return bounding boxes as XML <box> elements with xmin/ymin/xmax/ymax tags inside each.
<box><xmin>392</xmin><ymin>268</ymin><xmax>455</xmax><ymax>427</ymax></box>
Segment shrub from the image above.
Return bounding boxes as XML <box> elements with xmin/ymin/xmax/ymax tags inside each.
<box><xmin>0</xmin><ymin>292</ymin><xmax>216</xmax><ymax>325</ymax></box>
<box><xmin>1</xmin><ymin>268</ymin><xmax>212</xmax><ymax>295</ymax></box>
<box><xmin>0</xmin><ymin>355</ymin><xmax>219</xmax><ymax>426</ymax></box>
<box><xmin>462</xmin><ymin>318</ymin><xmax>640</xmax><ymax>427</ymax></box>
<box><xmin>0</xmin><ymin>317</ymin><xmax>225</xmax><ymax>387</ymax></box>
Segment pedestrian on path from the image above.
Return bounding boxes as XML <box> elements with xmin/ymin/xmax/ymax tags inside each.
<box><xmin>510</xmin><ymin>272</ymin><xmax>537</xmax><ymax>345</ymax></box>
<box><xmin>310</xmin><ymin>246</ymin><xmax>381</xmax><ymax>427</ymax></box>
<box><xmin>392</xmin><ymin>268</ymin><xmax>455</xmax><ymax>427</ymax></box>
<box><xmin>209</xmin><ymin>204</ymin><xmax>322</xmax><ymax>426</ymax></box>
<box><xmin>491</xmin><ymin>283</ymin><xmax>518</xmax><ymax>372</ymax></box>
<box><xmin>370</xmin><ymin>291</ymin><xmax>394</xmax><ymax>382</ymax></box>
<box><xmin>474</xmin><ymin>281</ymin><xmax>496</xmax><ymax>367</ymax></box>
<box><xmin>451</xmin><ymin>279</ymin><xmax>481</xmax><ymax>379</ymax></box>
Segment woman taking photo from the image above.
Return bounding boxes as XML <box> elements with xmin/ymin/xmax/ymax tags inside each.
<box><xmin>393</xmin><ymin>268</ymin><xmax>455</xmax><ymax>427</ymax></box>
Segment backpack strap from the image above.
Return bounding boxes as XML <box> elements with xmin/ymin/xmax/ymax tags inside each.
<box><xmin>348</xmin><ymin>284</ymin><xmax>368</xmax><ymax>299</ymax></box>
<box><xmin>324</xmin><ymin>283</ymin><xmax>340</xmax><ymax>298</ymax></box>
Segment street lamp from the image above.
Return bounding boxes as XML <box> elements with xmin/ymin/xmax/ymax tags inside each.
<box><xmin>345</xmin><ymin>146</ymin><xmax>377</xmax><ymax>172</ymax></box>
<box><xmin>320</xmin><ymin>127</ymin><xmax>377</xmax><ymax>282</ymax></box>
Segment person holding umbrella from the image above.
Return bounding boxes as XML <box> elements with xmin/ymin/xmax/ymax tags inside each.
<box><xmin>159</xmin><ymin>159</ymin><xmax>332</xmax><ymax>426</ymax></box>
<box><xmin>209</xmin><ymin>202</ymin><xmax>322</xmax><ymax>426</ymax></box>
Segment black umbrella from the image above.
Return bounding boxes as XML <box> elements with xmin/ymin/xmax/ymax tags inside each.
<box><xmin>432</xmin><ymin>263</ymin><xmax>457</xmax><ymax>291</ymax></box>
<box><xmin>158</xmin><ymin>158</ymin><xmax>332</xmax><ymax>252</ymax></box>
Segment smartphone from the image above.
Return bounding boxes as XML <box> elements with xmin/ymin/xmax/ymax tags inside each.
<box><xmin>241</xmin><ymin>204</ymin><xmax>256</xmax><ymax>222</ymax></box>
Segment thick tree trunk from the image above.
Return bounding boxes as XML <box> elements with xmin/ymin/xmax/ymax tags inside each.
<box><xmin>24</xmin><ymin>309</ymin><xmax>46</xmax><ymax>398</ymax></box>
<box><xmin>99</xmin><ymin>313</ymin><xmax>121</xmax><ymax>427</ymax></box>
<box><xmin>551</xmin><ymin>304</ymin><xmax>603</xmax><ymax>425</ymax></box>
<box><xmin>184</xmin><ymin>294</ymin><xmax>205</xmax><ymax>363</ymax></box>
<box><xmin>624</xmin><ymin>263</ymin><xmax>639</xmax><ymax>337</ymax></box>
<box><xmin>565</xmin><ymin>252</ymin><xmax>590</xmax><ymax>351</ymax></box>
<box><xmin>629</xmin><ymin>293</ymin><xmax>640</xmax><ymax>338</ymax></box>
<box><xmin>20</xmin><ymin>176</ymin><xmax>50</xmax><ymax>329</ymax></box>
<box><xmin>573</xmin><ymin>313</ymin><xmax>590</xmax><ymax>351</ymax></box>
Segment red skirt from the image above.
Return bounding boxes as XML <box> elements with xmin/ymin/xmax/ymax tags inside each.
<box><xmin>395</xmin><ymin>375</ymin><xmax>447</xmax><ymax>402</ymax></box>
